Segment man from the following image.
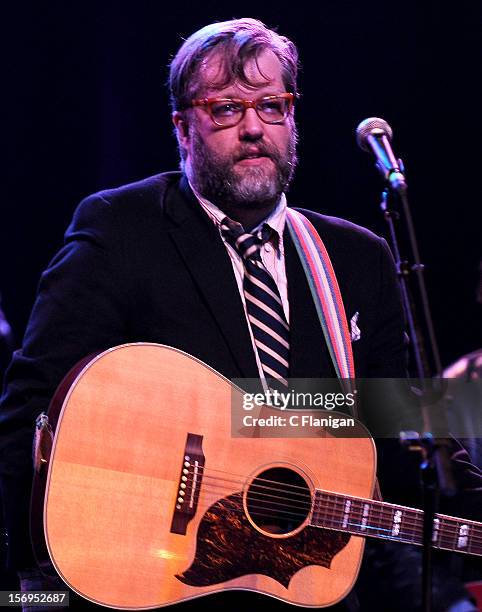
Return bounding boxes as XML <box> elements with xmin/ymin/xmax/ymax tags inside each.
<box><xmin>0</xmin><ymin>18</ymin><xmax>479</xmax><ymax>611</ymax></box>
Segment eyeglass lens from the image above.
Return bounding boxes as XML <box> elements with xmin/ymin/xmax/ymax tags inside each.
<box><xmin>210</xmin><ymin>97</ymin><xmax>290</xmax><ymax>125</ymax></box>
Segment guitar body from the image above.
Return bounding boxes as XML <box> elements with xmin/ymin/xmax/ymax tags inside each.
<box><xmin>36</xmin><ymin>343</ymin><xmax>376</xmax><ymax>609</ymax></box>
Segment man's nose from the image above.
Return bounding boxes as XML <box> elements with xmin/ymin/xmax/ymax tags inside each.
<box><xmin>238</xmin><ymin>107</ymin><xmax>264</xmax><ymax>140</ymax></box>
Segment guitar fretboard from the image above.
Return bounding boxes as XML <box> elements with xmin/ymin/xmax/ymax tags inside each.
<box><xmin>311</xmin><ymin>490</ymin><xmax>482</xmax><ymax>556</ymax></box>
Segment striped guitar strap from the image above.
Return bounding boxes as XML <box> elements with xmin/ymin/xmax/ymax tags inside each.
<box><xmin>286</xmin><ymin>208</ymin><xmax>356</xmax><ymax>407</ymax></box>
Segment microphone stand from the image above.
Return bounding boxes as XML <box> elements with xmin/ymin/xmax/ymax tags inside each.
<box><xmin>377</xmin><ymin>178</ymin><xmax>456</xmax><ymax>612</ymax></box>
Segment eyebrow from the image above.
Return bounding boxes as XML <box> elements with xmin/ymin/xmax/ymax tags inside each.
<box><xmin>202</xmin><ymin>90</ymin><xmax>284</xmax><ymax>99</ymax></box>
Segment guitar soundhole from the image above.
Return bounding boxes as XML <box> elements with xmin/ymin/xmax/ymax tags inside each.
<box><xmin>246</xmin><ymin>467</ymin><xmax>311</xmax><ymax>535</ymax></box>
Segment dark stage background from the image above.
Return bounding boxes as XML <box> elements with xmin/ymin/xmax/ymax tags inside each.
<box><xmin>1</xmin><ymin>0</ymin><xmax>481</xmax><ymax>370</ymax></box>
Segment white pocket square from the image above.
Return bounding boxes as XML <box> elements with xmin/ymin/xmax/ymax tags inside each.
<box><xmin>350</xmin><ymin>311</ymin><xmax>361</xmax><ymax>342</ymax></box>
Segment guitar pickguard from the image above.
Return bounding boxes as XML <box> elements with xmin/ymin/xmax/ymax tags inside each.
<box><xmin>176</xmin><ymin>493</ymin><xmax>350</xmax><ymax>589</ymax></box>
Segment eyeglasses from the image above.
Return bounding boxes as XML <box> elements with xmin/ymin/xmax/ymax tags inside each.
<box><xmin>189</xmin><ymin>92</ymin><xmax>295</xmax><ymax>127</ymax></box>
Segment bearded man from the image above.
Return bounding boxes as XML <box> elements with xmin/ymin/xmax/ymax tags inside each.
<box><xmin>1</xmin><ymin>17</ymin><xmax>479</xmax><ymax>612</ymax></box>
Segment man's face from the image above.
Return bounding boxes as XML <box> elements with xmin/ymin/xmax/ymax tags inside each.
<box><xmin>173</xmin><ymin>49</ymin><xmax>298</xmax><ymax>212</ymax></box>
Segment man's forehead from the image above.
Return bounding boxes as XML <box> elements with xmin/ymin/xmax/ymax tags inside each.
<box><xmin>196</xmin><ymin>48</ymin><xmax>284</xmax><ymax>96</ymax></box>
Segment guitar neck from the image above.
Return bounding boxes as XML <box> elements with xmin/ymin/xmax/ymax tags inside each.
<box><xmin>311</xmin><ymin>490</ymin><xmax>482</xmax><ymax>556</ymax></box>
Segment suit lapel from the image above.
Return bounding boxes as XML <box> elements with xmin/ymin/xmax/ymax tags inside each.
<box><xmin>284</xmin><ymin>229</ymin><xmax>336</xmax><ymax>378</ymax></box>
<box><xmin>165</xmin><ymin>177</ymin><xmax>259</xmax><ymax>379</ymax></box>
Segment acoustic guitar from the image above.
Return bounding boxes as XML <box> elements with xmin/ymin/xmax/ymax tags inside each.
<box><xmin>32</xmin><ymin>343</ymin><xmax>482</xmax><ymax>609</ymax></box>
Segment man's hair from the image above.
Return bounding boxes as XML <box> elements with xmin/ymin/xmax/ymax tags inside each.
<box><xmin>169</xmin><ymin>18</ymin><xmax>299</xmax><ymax>113</ymax></box>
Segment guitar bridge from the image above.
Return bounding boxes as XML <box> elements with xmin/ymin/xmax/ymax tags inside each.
<box><xmin>170</xmin><ymin>433</ymin><xmax>205</xmax><ymax>535</ymax></box>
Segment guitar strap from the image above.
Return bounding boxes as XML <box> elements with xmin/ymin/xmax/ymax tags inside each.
<box><xmin>286</xmin><ymin>208</ymin><xmax>358</xmax><ymax>415</ymax></box>
<box><xmin>287</xmin><ymin>209</ymin><xmax>384</xmax><ymax>499</ymax></box>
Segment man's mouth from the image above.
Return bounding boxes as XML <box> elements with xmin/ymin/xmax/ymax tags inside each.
<box><xmin>237</xmin><ymin>157</ymin><xmax>270</xmax><ymax>167</ymax></box>
<box><xmin>236</xmin><ymin>152</ymin><xmax>271</xmax><ymax>165</ymax></box>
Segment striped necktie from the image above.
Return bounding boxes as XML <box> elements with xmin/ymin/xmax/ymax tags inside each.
<box><xmin>221</xmin><ymin>216</ymin><xmax>290</xmax><ymax>387</ymax></box>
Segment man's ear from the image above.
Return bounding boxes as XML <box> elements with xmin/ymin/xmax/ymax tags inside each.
<box><xmin>172</xmin><ymin>111</ymin><xmax>189</xmax><ymax>149</ymax></box>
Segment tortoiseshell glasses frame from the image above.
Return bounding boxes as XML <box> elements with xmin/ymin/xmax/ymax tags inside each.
<box><xmin>187</xmin><ymin>92</ymin><xmax>295</xmax><ymax>127</ymax></box>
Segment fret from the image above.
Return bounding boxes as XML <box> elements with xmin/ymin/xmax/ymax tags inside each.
<box><xmin>349</xmin><ymin>498</ymin><xmax>365</xmax><ymax>534</ymax></box>
<box><xmin>313</xmin><ymin>489</ymin><xmax>322</xmax><ymax>525</ymax></box>
<box><xmin>402</xmin><ymin>507</ymin><xmax>421</xmax><ymax>545</ymax></box>
<box><xmin>436</xmin><ymin>516</ymin><xmax>454</xmax><ymax>552</ymax></box>
<box><xmin>400</xmin><ymin>506</ymin><xmax>418</xmax><ymax>542</ymax></box>
<box><xmin>441</xmin><ymin>516</ymin><xmax>457</xmax><ymax>552</ymax></box>
<box><xmin>372</xmin><ymin>499</ymin><xmax>394</xmax><ymax>540</ymax></box>
<box><xmin>310</xmin><ymin>491</ymin><xmax>318</xmax><ymax>524</ymax></box>
<box><xmin>384</xmin><ymin>504</ymin><xmax>395</xmax><ymax>540</ymax></box>
<box><xmin>369</xmin><ymin>499</ymin><xmax>384</xmax><ymax>538</ymax></box>
<box><xmin>312</xmin><ymin>490</ymin><xmax>320</xmax><ymax>525</ymax></box>
<box><xmin>434</xmin><ymin>515</ymin><xmax>446</xmax><ymax>550</ymax></box>
<box><xmin>383</xmin><ymin>504</ymin><xmax>396</xmax><ymax>541</ymax></box>
<box><xmin>321</xmin><ymin>491</ymin><xmax>332</xmax><ymax>527</ymax></box>
<box><xmin>321</xmin><ymin>490</ymin><xmax>330</xmax><ymax>526</ymax></box>
<box><xmin>323</xmin><ymin>491</ymin><xmax>337</xmax><ymax>530</ymax></box>
<box><xmin>320</xmin><ymin>491</ymin><xmax>326</xmax><ymax>524</ymax></box>
<box><xmin>452</xmin><ymin>518</ymin><xmax>460</xmax><ymax>551</ymax></box>
<box><xmin>413</xmin><ymin>509</ymin><xmax>423</xmax><ymax>545</ymax></box>
<box><xmin>312</xmin><ymin>490</ymin><xmax>321</xmax><ymax>525</ymax></box>
<box><xmin>311</xmin><ymin>490</ymin><xmax>319</xmax><ymax>523</ymax></box>
<box><xmin>336</xmin><ymin>493</ymin><xmax>349</xmax><ymax>530</ymax></box>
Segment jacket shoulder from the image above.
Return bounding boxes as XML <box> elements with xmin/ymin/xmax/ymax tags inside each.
<box><xmin>68</xmin><ymin>171</ymin><xmax>183</xmax><ymax>231</ymax></box>
<box><xmin>89</xmin><ymin>171</ymin><xmax>181</xmax><ymax>210</ymax></box>
<box><xmin>97</xmin><ymin>171</ymin><xmax>179</xmax><ymax>200</ymax></box>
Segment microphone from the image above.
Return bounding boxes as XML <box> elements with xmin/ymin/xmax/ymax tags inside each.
<box><xmin>356</xmin><ymin>117</ymin><xmax>407</xmax><ymax>193</ymax></box>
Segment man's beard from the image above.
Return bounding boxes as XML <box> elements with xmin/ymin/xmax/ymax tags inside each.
<box><xmin>187</xmin><ymin>124</ymin><xmax>298</xmax><ymax>211</ymax></box>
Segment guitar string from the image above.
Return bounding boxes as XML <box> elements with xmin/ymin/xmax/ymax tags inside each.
<box><xmin>192</xmin><ymin>497</ymin><xmax>482</xmax><ymax>553</ymax></box>
<box><xmin>179</xmin><ymin>487</ymin><xmax>482</xmax><ymax>552</ymax></box>
<box><xmin>188</xmin><ymin>476</ymin><xmax>432</xmax><ymax>535</ymax></box>
<box><xmin>190</xmin><ymin>482</ymin><xmax>474</xmax><ymax>543</ymax></box>
<box><xmin>174</xmin><ymin>462</ymin><xmax>482</xmax><ymax>548</ymax></box>
<box><xmin>198</xmin><ymin>481</ymin><xmax>313</xmax><ymax>511</ymax></box>
<box><xmin>183</xmin><ymin>465</ymin><xmax>482</xmax><ymax>541</ymax></box>
<box><xmin>184</xmin><ymin>469</ymin><xmax>470</xmax><ymax>534</ymax></box>
<box><xmin>181</xmin><ymin>464</ymin><xmax>315</xmax><ymax>494</ymax></box>
<box><xmin>196</xmin><ymin>484</ymin><xmax>426</xmax><ymax>531</ymax></box>
<box><xmin>182</xmin><ymin>480</ymin><xmax>482</xmax><ymax>549</ymax></box>
<box><xmin>182</xmin><ymin>461</ymin><xmax>447</xmax><ymax>533</ymax></box>
<box><xmin>211</xmin><ymin>485</ymin><xmax>312</xmax><ymax>508</ymax></box>
<box><xmin>310</xmin><ymin>502</ymin><xmax>482</xmax><ymax>549</ymax></box>
<box><xmin>197</xmin><ymin>473</ymin><xmax>312</xmax><ymax>500</ymax></box>
<box><xmin>192</xmin><ymin>472</ymin><xmax>482</xmax><ymax>541</ymax></box>
<box><xmin>198</xmin><ymin>482</ymin><xmax>475</xmax><ymax>545</ymax></box>
<box><xmin>195</xmin><ymin>488</ymin><xmax>428</xmax><ymax>541</ymax></box>
<box><xmin>311</xmin><ymin>501</ymin><xmax>482</xmax><ymax>550</ymax></box>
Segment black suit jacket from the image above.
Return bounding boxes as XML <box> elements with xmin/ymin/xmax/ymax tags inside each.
<box><xmin>0</xmin><ymin>171</ymin><xmax>411</xmax><ymax>570</ymax></box>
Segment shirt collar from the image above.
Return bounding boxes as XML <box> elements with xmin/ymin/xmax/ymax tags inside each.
<box><xmin>188</xmin><ymin>179</ymin><xmax>287</xmax><ymax>248</ymax></box>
